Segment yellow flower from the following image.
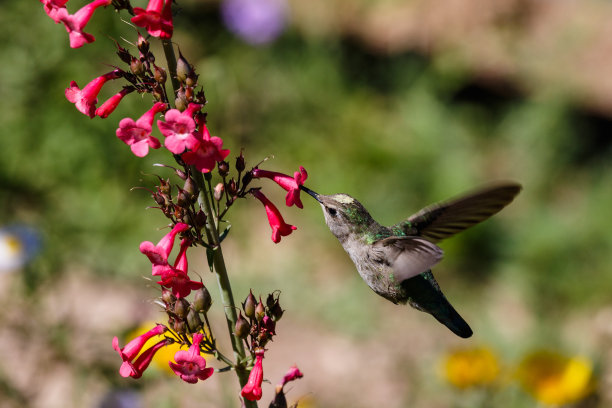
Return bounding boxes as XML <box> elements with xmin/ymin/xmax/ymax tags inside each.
<box><xmin>442</xmin><ymin>346</ymin><xmax>501</xmax><ymax>389</ymax></box>
<box><xmin>126</xmin><ymin>322</ymin><xmax>212</xmax><ymax>376</ymax></box>
<box><xmin>516</xmin><ymin>350</ymin><xmax>594</xmax><ymax>406</ymax></box>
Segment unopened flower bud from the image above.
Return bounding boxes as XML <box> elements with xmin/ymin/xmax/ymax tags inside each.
<box><xmin>183</xmin><ymin>177</ymin><xmax>196</xmax><ymax>196</ymax></box>
<box><xmin>185</xmin><ymin>86</ymin><xmax>194</xmax><ymax>101</ymax></box>
<box><xmin>235</xmin><ymin>312</ymin><xmax>250</xmax><ymax>339</ymax></box>
<box><xmin>153</xmin><ymin>191</ymin><xmax>169</xmax><ymax>207</ymax></box>
<box><xmin>227</xmin><ymin>178</ymin><xmax>238</xmax><ymax>196</ymax></box>
<box><xmin>173</xmin><ymin>319</ymin><xmax>186</xmax><ymax>333</ymax></box>
<box><xmin>195</xmin><ymin>210</ymin><xmax>207</xmax><ymax>229</ymax></box>
<box><xmin>174</xmin><ymin>298</ymin><xmax>189</xmax><ymax>319</ymax></box>
<box><xmin>161</xmin><ymin>289</ymin><xmax>176</xmax><ymax>306</ymax></box>
<box><xmin>176</xmin><ymin>51</ymin><xmax>193</xmax><ymax>83</ymax></box>
<box><xmin>175</xmin><ymin>95</ymin><xmax>187</xmax><ymax>112</ymax></box>
<box><xmin>236</xmin><ymin>151</ymin><xmax>246</xmax><ymax>172</ymax></box>
<box><xmin>186</xmin><ymin>308</ymin><xmax>202</xmax><ymax>331</ymax></box>
<box><xmin>255</xmin><ymin>298</ymin><xmax>265</xmax><ymax>322</ymax></box>
<box><xmin>214</xmin><ymin>183</ymin><xmax>224</xmax><ymax>201</ymax></box>
<box><xmin>137</xmin><ymin>32</ymin><xmax>149</xmax><ymax>54</ymax></box>
<box><xmin>153</xmin><ymin>64</ymin><xmax>167</xmax><ymax>84</ymax></box>
<box><xmin>193</xmin><ymin>286</ymin><xmax>212</xmax><ymax>313</ymax></box>
<box><xmin>217</xmin><ymin>161</ymin><xmax>229</xmax><ymax>177</ymax></box>
<box><xmin>177</xmin><ymin>188</ymin><xmax>192</xmax><ymax>206</ymax></box>
<box><xmin>130</xmin><ymin>57</ymin><xmax>145</xmax><ymax>76</ymax></box>
<box><xmin>244</xmin><ymin>290</ymin><xmax>257</xmax><ymax>319</ymax></box>
<box><xmin>175</xmin><ymin>168</ymin><xmax>188</xmax><ymax>180</ymax></box>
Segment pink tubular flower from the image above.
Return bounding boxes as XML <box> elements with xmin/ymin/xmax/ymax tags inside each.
<box><xmin>95</xmin><ymin>87</ymin><xmax>134</xmax><ymax>118</ymax></box>
<box><xmin>157</xmin><ymin>238</ymin><xmax>204</xmax><ymax>298</ymax></box>
<box><xmin>181</xmin><ymin>123</ymin><xmax>231</xmax><ymax>173</ymax></box>
<box><xmin>65</xmin><ymin>70</ymin><xmax>121</xmax><ymax>118</ymax></box>
<box><xmin>241</xmin><ymin>350</ymin><xmax>265</xmax><ymax>401</ymax></box>
<box><xmin>252</xmin><ymin>166</ymin><xmax>308</xmax><ymax>208</ymax></box>
<box><xmin>117</xmin><ymin>102</ymin><xmax>167</xmax><ymax>157</ymax></box>
<box><xmin>40</xmin><ymin>0</ymin><xmax>69</xmax><ymax>23</ymax></box>
<box><xmin>157</xmin><ymin>104</ymin><xmax>201</xmax><ymax>154</ymax></box>
<box><xmin>139</xmin><ymin>222</ymin><xmax>190</xmax><ymax>277</ymax></box>
<box><xmin>169</xmin><ymin>333</ymin><xmax>214</xmax><ymax>383</ymax></box>
<box><xmin>280</xmin><ymin>365</ymin><xmax>303</xmax><ymax>387</ymax></box>
<box><xmin>112</xmin><ymin>324</ymin><xmax>166</xmax><ymax>378</ymax></box>
<box><xmin>252</xmin><ymin>190</ymin><xmax>296</xmax><ymax>243</ymax></box>
<box><xmin>127</xmin><ymin>339</ymin><xmax>169</xmax><ymax>378</ymax></box>
<box><xmin>131</xmin><ymin>0</ymin><xmax>173</xmax><ymax>39</ymax></box>
<box><xmin>58</xmin><ymin>0</ymin><xmax>112</xmax><ymax>48</ymax></box>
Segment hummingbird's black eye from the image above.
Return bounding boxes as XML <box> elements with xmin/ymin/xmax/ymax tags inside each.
<box><xmin>327</xmin><ymin>207</ymin><xmax>337</xmax><ymax>217</ymax></box>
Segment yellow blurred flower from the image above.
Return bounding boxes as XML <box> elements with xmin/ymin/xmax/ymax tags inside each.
<box><xmin>516</xmin><ymin>350</ymin><xmax>595</xmax><ymax>406</ymax></box>
<box><xmin>442</xmin><ymin>346</ymin><xmax>501</xmax><ymax>389</ymax></box>
<box><xmin>126</xmin><ymin>322</ymin><xmax>212</xmax><ymax>376</ymax></box>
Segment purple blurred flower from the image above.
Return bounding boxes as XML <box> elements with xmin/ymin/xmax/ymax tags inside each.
<box><xmin>221</xmin><ymin>0</ymin><xmax>288</xmax><ymax>45</ymax></box>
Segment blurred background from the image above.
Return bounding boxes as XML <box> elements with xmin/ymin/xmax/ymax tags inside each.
<box><xmin>1</xmin><ymin>0</ymin><xmax>612</xmax><ymax>407</ymax></box>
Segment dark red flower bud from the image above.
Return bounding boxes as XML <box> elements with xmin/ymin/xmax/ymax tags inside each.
<box><xmin>195</xmin><ymin>210</ymin><xmax>207</xmax><ymax>229</ymax></box>
<box><xmin>227</xmin><ymin>178</ymin><xmax>238</xmax><ymax>196</ymax></box>
<box><xmin>153</xmin><ymin>64</ymin><xmax>167</xmax><ymax>84</ymax></box>
<box><xmin>244</xmin><ymin>290</ymin><xmax>257</xmax><ymax>319</ymax></box>
<box><xmin>235</xmin><ymin>312</ymin><xmax>250</xmax><ymax>339</ymax></box>
<box><xmin>137</xmin><ymin>32</ymin><xmax>149</xmax><ymax>54</ymax></box>
<box><xmin>236</xmin><ymin>151</ymin><xmax>246</xmax><ymax>172</ymax></box>
<box><xmin>218</xmin><ymin>161</ymin><xmax>230</xmax><ymax>177</ymax></box>
<box><xmin>193</xmin><ymin>286</ymin><xmax>212</xmax><ymax>313</ymax></box>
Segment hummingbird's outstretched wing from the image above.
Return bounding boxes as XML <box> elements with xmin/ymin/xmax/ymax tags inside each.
<box><xmin>393</xmin><ymin>183</ymin><xmax>522</xmax><ymax>243</ymax></box>
<box><xmin>371</xmin><ymin>236</ymin><xmax>444</xmax><ymax>281</ymax></box>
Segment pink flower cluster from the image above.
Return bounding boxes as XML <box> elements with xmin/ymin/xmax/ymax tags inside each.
<box><xmin>113</xmin><ymin>326</ymin><xmax>214</xmax><ymax>384</ymax></box>
<box><xmin>140</xmin><ymin>222</ymin><xmax>203</xmax><ymax>298</ymax></box>
<box><xmin>250</xmin><ymin>166</ymin><xmax>308</xmax><ymax>243</ymax></box>
<box><xmin>64</xmin><ymin>71</ymin><xmax>230</xmax><ymax>170</ymax></box>
<box><xmin>40</xmin><ymin>0</ymin><xmax>173</xmax><ymax>48</ymax></box>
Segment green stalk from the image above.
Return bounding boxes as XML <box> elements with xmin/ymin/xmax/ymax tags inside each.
<box><xmin>161</xmin><ymin>40</ymin><xmax>256</xmax><ymax>407</ymax></box>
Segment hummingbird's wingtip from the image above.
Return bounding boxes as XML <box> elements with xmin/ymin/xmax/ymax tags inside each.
<box><xmin>300</xmin><ymin>185</ymin><xmax>321</xmax><ymax>202</ymax></box>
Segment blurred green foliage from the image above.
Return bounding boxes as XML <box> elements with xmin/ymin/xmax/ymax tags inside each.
<box><xmin>1</xmin><ymin>1</ymin><xmax>612</xmax><ymax>406</ymax></box>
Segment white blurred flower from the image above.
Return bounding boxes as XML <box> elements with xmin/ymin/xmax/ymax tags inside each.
<box><xmin>0</xmin><ymin>225</ymin><xmax>41</xmax><ymax>272</ymax></box>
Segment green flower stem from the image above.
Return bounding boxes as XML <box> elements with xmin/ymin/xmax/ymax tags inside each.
<box><xmin>161</xmin><ymin>39</ymin><xmax>255</xmax><ymax>407</ymax></box>
<box><xmin>161</xmin><ymin>39</ymin><xmax>181</xmax><ymax>98</ymax></box>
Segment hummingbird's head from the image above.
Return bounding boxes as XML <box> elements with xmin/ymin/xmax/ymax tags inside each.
<box><xmin>300</xmin><ymin>186</ymin><xmax>375</xmax><ymax>241</ymax></box>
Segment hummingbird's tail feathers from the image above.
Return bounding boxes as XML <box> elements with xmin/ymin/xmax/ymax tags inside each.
<box><xmin>402</xmin><ymin>270</ymin><xmax>473</xmax><ymax>338</ymax></box>
<box><xmin>430</xmin><ymin>302</ymin><xmax>473</xmax><ymax>338</ymax></box>
<box><xmin>395</xmin><ymin>182</ymin><xmax>522</xmax><ymax>242</ymax></box>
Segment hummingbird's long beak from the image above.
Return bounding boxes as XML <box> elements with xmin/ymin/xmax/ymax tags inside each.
<box><xmin>300</xmin><ymin>185</ymin><xmax>321</xmax><ymax>202</ymax></box>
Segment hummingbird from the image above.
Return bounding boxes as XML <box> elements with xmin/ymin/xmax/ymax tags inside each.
<box><xmin>300</xmin><ymin>183</ymin><xmax>521</xmax><ymax>338</ymax></box>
